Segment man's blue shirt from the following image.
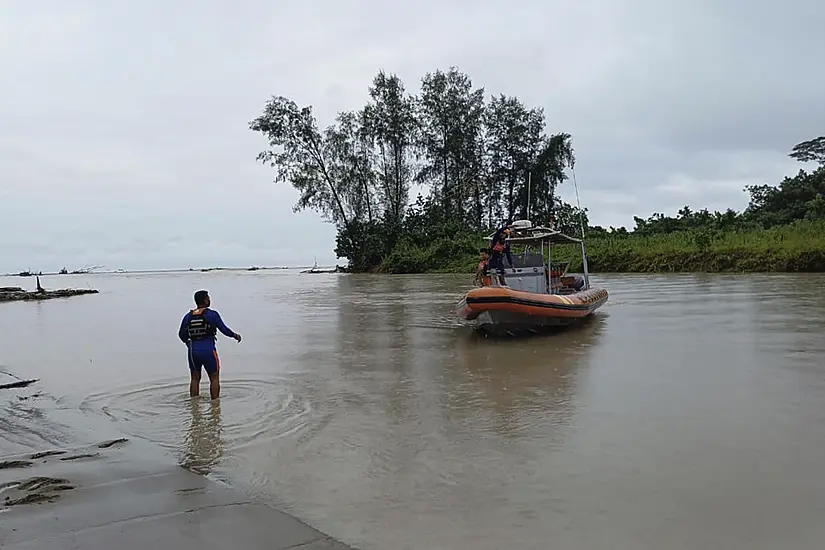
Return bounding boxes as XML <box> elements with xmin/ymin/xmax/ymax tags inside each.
<box><xmin>178</xmin><ymin>308</ymin><xmax>236</xmax><ymax>352</ymax></box>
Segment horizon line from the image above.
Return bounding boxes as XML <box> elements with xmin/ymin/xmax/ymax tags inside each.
<box><xmin>1</xmin><ymin>263</ymin><xmax>344</xmax><ymax>277</ymax></box>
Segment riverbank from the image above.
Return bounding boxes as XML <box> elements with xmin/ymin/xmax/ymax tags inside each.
<box><xmin>0</xmin><ymin>376</ymin><xmax>357</xmax><ymax>550</ymax></box>
<box><xmin>0</xmin><ymin>444</ymin><xmax>355</xmax><ymax>549</ymax></box>
<box><xmin>373</xmin><ymin>221</ymin><xmax>825</xmax><ymax>274</ymax></box>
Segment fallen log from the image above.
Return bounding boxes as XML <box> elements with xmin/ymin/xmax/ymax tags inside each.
<box><xmin>0</xmin><ymin>379</ymin><xmax>38</xmax><ymax>390</ymax></box>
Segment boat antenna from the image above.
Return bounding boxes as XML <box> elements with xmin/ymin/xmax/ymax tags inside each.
<box><xmin>526</xmin><ymin>170</ymin><xmax>532</xmax><ymax>222</ymax></box>
<box><xmin>570</xmin><ymin>163</ymin><xmax>591</xmax><ymax>289</ymax></box>
<box><xmin>571</xmin><ymin>165</ymin><xmax>586</xmax><ymax>240</ymax></box>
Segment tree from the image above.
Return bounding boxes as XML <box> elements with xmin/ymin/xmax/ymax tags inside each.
<box><xmin>362</xmin><ymin>71</ymin><xmax>418</xmax><ymax>226</ymax></box>
<box><xmin>484</xmin><ymin>95</ymin><xmax>544</xmax><ymax>222</ymax></box>
<box><xmin>249</xmin><ymin>68</ymin><xmax>588</xmax><ymax>272</ymax></box>
<box><xmin>416</xmin><ymin>67</ymin><xmax>486</xmax><ymax>224</ymax></box>
<box><xmin>789</xmin><ymin>136</ymin><xmax>825</xmax><ymax>166</ymax></box>
<box><xmin>324</xmin><ymin>110</ymin><xmax>376</xmax><ymax>225</ymax></box>
<box><xmin>745</xmin><ymin>167</ymin><xmax>825</xmax><ymax>227</ymax></box>
<box><xmin>553</xmin><ymin>199</ymin><xmax>588</xmax><ymax>237</ymax></box>
<box><xmin>532</xmin><ymin>132</ymin><xmax>575</xmax><ymax>224</ymax></box>
<box><xmin>804</xmin><ymin>193</ymin><xmax>825</xmax><ymax>220</ymax></box>
<box><xmin>249</xmin><ymin>97</ymin><xmax>361</xmax><ymax>230</ymax></box>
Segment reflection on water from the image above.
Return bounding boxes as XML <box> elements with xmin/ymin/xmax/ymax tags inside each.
<box><xmin>454</xmin><ymin>314</ymin><xmax>606</xmax><ymax>442</ymax></box>
<box><xmin>2</xmin><ymin>271</ymin><xmax>825</xmax><ymax>550</ymax></box>
<box><xmin>179</xmin><ymin>398</ymin><xmax>224</xmax><ymax>476</ymax></box>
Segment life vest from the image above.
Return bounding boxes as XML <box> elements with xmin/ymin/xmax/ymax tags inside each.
<box><xmin>187</xmin><ymin>308</ymin><xmax>216</xmax><ymax>341</ymax></box>
<box><xmin>477</xmin><ymin>260</ymin><xmax>491</xmax><ymax>286</ymax></box>
<box><xmin>489</xmin><ymin>226</ymin><xmax>510</xmax><ymax>252</ymax></box>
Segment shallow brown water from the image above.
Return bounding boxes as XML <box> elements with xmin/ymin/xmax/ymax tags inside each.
<box><xmin>2</xmin><ymin>271</ymin><xmax>825</xmax><ymax>549</ymax></box>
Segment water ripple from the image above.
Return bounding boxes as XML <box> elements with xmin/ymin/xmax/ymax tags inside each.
<box><xmin>77</xmin><ymin>377</ymin><xmax>316</xmax><ymax>457</ymax></box>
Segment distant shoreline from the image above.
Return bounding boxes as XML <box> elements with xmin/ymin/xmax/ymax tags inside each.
<box><xmin>7</xmin><ymin>259</ymin><xmax>825</xmax><ymax>278</ymax></box>
<box><xmin>1</xmin><ymin>265</ymin><xmax>339</xmax><ymax>277</ymax></box>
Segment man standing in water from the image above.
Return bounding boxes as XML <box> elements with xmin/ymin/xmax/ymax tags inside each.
<box><xmin>178</xmin><ymin>290</ymin><xmax>241</xmax><ymax>400</ymax></box>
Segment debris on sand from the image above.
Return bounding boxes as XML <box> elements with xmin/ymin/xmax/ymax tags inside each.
<box><xmin>59</xmin><ymin>453</ymin><xmax>100</xmax><ymax>461</ymax></box>
<box><xmin>1</xmin><ymin>476</ymin><xmax>74</xmax><ymax>507</ymax></box>
<box><xmin>0</xmin><ymin>439</ymin><xmax>131</xmax><ymax>510</ymax></box>
<box><xmin>97</xmin><ymin>438</ymin><xmax>129</xmax><ymax>449</ymax></box>
<box><xmin>0</xmin><ymin>276</ymin><xmax>98</xmax><ymax>303</ymax></box>
<box><xmin>30</xmin><ymin>450</ymin><xmax>68</xmax><ymax>460</ymax></box>
<box><xmin>0</xmin><ymin>460</ymin><xmax>33</xmax><ymax>470</ymax></box>
<box><xmin>0</xmin><ymin>379</ymin><xmax>38</xmax><ymax>390</ymax></box>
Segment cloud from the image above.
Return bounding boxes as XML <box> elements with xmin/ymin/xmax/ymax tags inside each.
<box><xmin>1</xmin><ymin>0</ymin><xmax>823</xmax><ymax>272</ymax></box>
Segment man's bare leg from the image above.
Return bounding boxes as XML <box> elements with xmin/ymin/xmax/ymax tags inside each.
<box><xmin>190</xmin><ymin>370</ymin><xmax>201</xmax><ymax>397</ymax></box>
<box><xmin>208</xmin><ymin>372</ymin><xmax>220</xmax><ymax>400</ymax></box>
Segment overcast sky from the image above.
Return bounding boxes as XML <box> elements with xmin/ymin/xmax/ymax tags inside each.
<box><xmin>1</xmin><ymin>0</ymin><xmax>823</xmax><ymax>272</ymax></box>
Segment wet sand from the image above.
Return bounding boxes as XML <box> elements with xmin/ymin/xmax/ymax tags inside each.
<box><xmin>0</xmin><ymin>399</ymin><xmax>354</xmax><ymax>550</ymax></box>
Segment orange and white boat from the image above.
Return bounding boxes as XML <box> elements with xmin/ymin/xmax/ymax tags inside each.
<box><xmin>457</xmin><ymin>220</ymin><xmax>608</xmax><ymax>335</ymax></box>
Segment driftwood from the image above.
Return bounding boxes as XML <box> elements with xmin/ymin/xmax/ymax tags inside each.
<box><xmin>0</xmin><ymin>276</ymin><xmax>98</xmax><ymax>303</ymax></box>
<box><xmin>0</xmin><ymin>379</ymin><xmax>38</xmax><ymax>390</ymax></box>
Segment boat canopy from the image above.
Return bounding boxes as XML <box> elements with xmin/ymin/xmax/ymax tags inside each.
<box><xmin>485</xmin><ymin>223</ymin><xmax>582</xmax><ymax>246</ymax></box>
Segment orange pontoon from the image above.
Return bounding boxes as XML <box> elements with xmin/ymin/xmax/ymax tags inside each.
<box><xmin>456</xmin><ymin>221</ymin><xmax>608</xmax><ymax>335</ymax></box>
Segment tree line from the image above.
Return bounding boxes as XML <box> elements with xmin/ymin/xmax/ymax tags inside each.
<box><xmin>249</xmin><ymin>67</ymin><xmax>824</xmax><ymax>272</ymax></box>
<box><xmin>589</xmin><ymin>136</ymin><xmax>825</xmax><ymax>240</ymax></box>
<box><xmin>249</xmin><ymin>67</ymin><xmax>585</xmax><ymax>271</ymax></box>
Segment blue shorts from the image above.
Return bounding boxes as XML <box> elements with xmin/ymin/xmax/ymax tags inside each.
<box><xmin>188</xmin><ymin>347</ymin><xmax>220</xmax><ymax>376</ymax></box>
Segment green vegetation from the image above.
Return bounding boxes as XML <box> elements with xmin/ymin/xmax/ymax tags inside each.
<box><xmin>249</xmin><ymin>68</ymin><xmax>825</xmax><ymax>273</ymax></box>
<box><xmin>576</xmin><ymin>146</ymin><xmax>825</xmax><ymax>272</ymax></box>
<box><xmin>567</xmin><ymin>220</ymin><xmax>825</xmax><ymax>273</ymax></box>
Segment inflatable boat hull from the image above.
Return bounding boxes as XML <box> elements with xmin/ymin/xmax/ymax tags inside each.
<box><xmin>457</xmin><ymin>286</ymin><xmax>608</xmax><ymax>334</ymax></box>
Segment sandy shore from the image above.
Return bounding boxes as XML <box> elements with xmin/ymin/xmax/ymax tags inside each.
<box><xmin>0</xmin><ymin>370</ymin><xmax>356</xmax><ymax>550</ymax></box>
<box><xmin>0</xmin><ymin>437</ymin><xmax>356</xmax><ymax>549</ymax></box>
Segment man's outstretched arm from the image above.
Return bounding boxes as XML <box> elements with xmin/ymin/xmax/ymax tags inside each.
<box><xmin>208</xmin><ymin>310</ymin><xmax>239</xmax><ymax>339</ymax></box>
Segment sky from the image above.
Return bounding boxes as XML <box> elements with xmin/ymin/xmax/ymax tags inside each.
<box><xmin>1</xmin><ymin>0</ymin><xmax>823</xmax><ymax>273</ymax></box>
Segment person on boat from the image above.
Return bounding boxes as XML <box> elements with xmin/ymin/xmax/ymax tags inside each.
<box><xmin>489</xmin><ymin>219</ymin><xmax>513</xmax><ymax>246</ymax></box>
<box><xmin>488</xmin><ymin>230</ymin><xmax>515</xmax><ymax>286</ymax></box>
<box><xmin>474</xmin><ymin>248</ymin><xmax>490</xmax><ymax>286</ymax></box>
<box><xmin>178</xmin><ymin>290</ymin><xmax>241</xmax><ymax>400</ymax></box>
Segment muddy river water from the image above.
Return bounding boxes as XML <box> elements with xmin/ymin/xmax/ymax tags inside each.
<box><xmin>2</xmin><ymin>271</ymin><xmax>825</xmax><ymax>549</ymax></box>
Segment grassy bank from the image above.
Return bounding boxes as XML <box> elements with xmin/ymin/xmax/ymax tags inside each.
<box><xmin>374</xmin><ymin>220</ymin><xmax>825</xmax><ymax>274</ymax></box>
